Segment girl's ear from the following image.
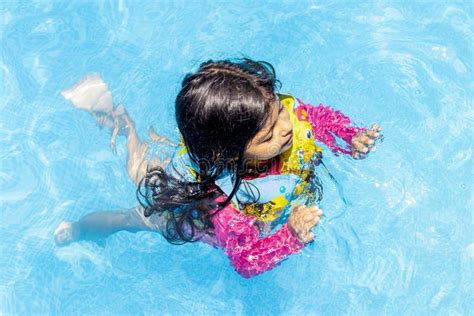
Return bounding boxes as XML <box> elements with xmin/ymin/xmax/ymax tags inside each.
<box><xmin>178</xmin><ymin>134</ymin><xmax>186</xmax><ymax>146</ymax></box>
<box><xmin>244</xmin><ymin>138</ymin><xmax>255</xmax><ymax>150</ymax></box>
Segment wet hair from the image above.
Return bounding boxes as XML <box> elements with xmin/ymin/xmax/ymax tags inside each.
<box><xmin>137</xmin><ymin>58</ymin><xmax>281</xmax><ymax>244</ymax></box>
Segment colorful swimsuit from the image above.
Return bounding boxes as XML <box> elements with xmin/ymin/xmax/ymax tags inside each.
<box><xmin>165</xmin><ymin>94</ymin><xmax>364</xmax><ymax>278</ymax></box>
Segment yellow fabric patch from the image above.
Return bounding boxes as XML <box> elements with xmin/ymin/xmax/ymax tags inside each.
<box><xmin>242</xmin><ymin>195</ymin><xmax>289</xmax><ymax>222</ymax></box>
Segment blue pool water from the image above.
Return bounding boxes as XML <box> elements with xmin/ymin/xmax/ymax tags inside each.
<box><xmin>1</xmin><ymin>1</ymin><xmax>472</xmax><ymax>314</ymax></box>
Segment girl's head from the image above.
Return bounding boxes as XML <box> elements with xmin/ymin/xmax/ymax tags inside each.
<box><xmin>139</xmin><ymin>58</ymin><xmax>293</xmax><ymax>244</ymax></box>
<box><xmin>176</xmin><ymin>58</ymin><xmax>292</xmax><ymax>176</ymax></box>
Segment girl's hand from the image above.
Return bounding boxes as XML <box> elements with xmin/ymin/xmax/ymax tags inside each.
<box><xmin>288</xmin><ymin>205</ymin><xmax>323</xmax><ymax>243</ymax></box>
<box><xmin>351</xmin><ymin>123</ymin><xmax>382</xmax><ymax>159</ymax></box>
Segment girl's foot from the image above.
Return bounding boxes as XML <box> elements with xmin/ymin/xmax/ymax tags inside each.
<box><xmin>62</xmin><ymin>73</ymin><xmax>125</xmax><ymax>149</ymax></box>
<box><xmin>63</xmin><ymin>77</ymin><xmax>133</xmax><ymax>152</ymax></box>
<box><xmin>54</xmin><ymin>221</ymin><xmax>80</xmax><ymax>246</ymax></box>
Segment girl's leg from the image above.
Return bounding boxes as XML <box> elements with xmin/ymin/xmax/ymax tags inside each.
<box><xmin>62</xmin><ymin>73</ymin><xmax>176</xmax><ymax>186</ymax></box>
<box><xmin>112</xmin><ymin>106</ymin><xmax>174</xmax><ymax>185</ymax></box>
<box><xmin>54</xmin><ymin>206</ymin><xmax>164</xmax><ymax>246</ymax></box>
<box><xmin>56</xmin><ymin>75</ymin><xmax>173</xmax><ymax>246</ymax></box>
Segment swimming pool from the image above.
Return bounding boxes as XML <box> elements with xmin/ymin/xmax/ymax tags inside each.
<box><xmin>1</xmin><ymin>0</ymin><xmax>472</xmax><ymax>314</ymax></box>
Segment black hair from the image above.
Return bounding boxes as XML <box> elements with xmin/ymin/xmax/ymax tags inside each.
<box><xmin>137</xmin><ymin>58</ymin><xmax>281</xmax><ymax>244</ymax></box>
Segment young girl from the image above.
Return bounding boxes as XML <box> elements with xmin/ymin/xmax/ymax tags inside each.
<box><xmin>55</xmin><ymin>59</ymin><xmax>381</xmax><ymax>278</ymax></box>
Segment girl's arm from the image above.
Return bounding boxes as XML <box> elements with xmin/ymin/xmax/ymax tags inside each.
<box><xmin>295</xmin><ymin>98</ymin><xmax>382</xmax><ymax>158</ymax></box>
<box><xmin>210</xmin><ymin>200</ymin><xmax>305</xmax><ymax>278</ymax></box>
<box><xmin>295</xmin><ymin>98</ymin><xmax>367</xmax><ymax>155</ymax></box>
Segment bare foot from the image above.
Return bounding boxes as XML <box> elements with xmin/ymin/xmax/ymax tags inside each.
<box><xmin>62</xmin><ymin>73</ymin><xmax>134</xmax><ymax>151</ymax></box>
<box><xmin>54</xmin><ymin>221</ymin><xmax>80</xmax><ymax>246</ymax></box>
<box><xmin>61</xmin><ymin>73</ymin><xmax>124</xmax><ymax>149</ymax></box>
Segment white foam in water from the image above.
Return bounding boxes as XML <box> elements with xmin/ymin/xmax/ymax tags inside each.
<box><xmin>61</xmin><ymin>74</ymin><xmax>113</xmax><ymax>113</ymax></box>
<box><xmin>55</xmin><ymin>244</ymin><xmax>112</xmax><ymax>277</ymax></box>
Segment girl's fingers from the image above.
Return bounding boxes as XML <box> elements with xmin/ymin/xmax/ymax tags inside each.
<box><xmin>293</xmin><ymin>205</ymin><xmax>304</xmax><ymax>214</ymax></box>
<box><xmin>367</xmin><ymin>123</ymin><xmax>382</xmax><ymax>139</ymax></box>
<box><xmin>315</xmin><ymin>208</ymin><xmax>323</xmax><ymax>216</ymax></box>
<box><xmin>371</xmin><ymin>123</ymin><xmax>381</xmax><ymax>132</ymax></box>
<box><xmin>306</xmin><ymin>216</ymin><xmax>320</xmax><ymax>229</ymax></box>
<box><xmin>310</xmin><ymin>207</ymin><xmax>323</xmax><ymax>219</ymax></box>
<box><xmin>360</xmin><ymin>135</ymin><xmax>374</xmax><ymax>145</ymax></box>
<box><xmin>300</xmin><ymin>231</ymin><xmax>314</xmax><ymax>243</ymax></box>
<box><xmin>304</xmin><ymin>210</ymin><xmax>323</xmax><ymax>229</ymax></box>
<box><xmin>352</xmin><ymin>150</ymin><xmax>367</xmax><ymax>159</ymax></box>
<box><xmin>310</xmin><ymin>206</ymin><xmax>322</xmax><ymax>216</ymax></box>
<box><xmin>365</xmin><ymin>130</ymin><xmax>380</xmax><ymax>139</ymax></box>
<box><xmin>303</xmin><ymin>206</ymin><xmax>320</xmax><ymax>218</ymax></box>
<box><xmin>303</xmin><ymin>212</ymin><xmax>315</xmax><ymax>222</ymax></box>
<box><xmin>353</xmin><ymin>140</ymin><xmax>369</xmax><ymax>153</ymax></box>
<box><xmin>305</xmin><ymin>232</ymin><xmax>315</xmax><ymax>242</ymax></box>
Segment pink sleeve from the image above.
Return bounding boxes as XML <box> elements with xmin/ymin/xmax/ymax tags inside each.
<box><xmin>210</xmin><ymin>199</ymin><xmax>304</xmax><ymax>278</ymax></box>
<box><xmin>295</xmin><ymin>98</ymin><xmax>365</xmax><ymax>155</ymax></box>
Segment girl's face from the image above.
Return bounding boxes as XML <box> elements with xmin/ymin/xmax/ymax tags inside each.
<box><xmin>244</xmin><ymin>97</ymin><xmax>293</xmax><ymax>167</ymax></box>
